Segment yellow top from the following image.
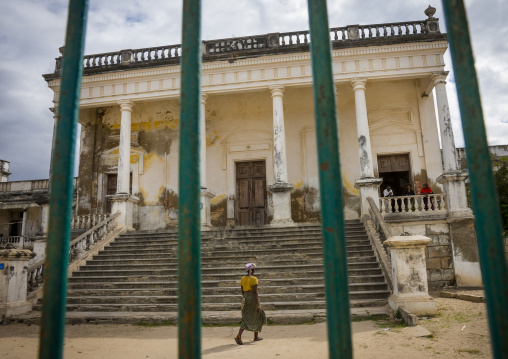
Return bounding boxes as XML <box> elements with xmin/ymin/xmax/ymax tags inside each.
<box><xmin>240</xmin><ymin>276</ymin><xmax>259</xmax><ymax>292</ymax></box>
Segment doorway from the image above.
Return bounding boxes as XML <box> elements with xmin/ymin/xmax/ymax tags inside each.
<box><xmin>236</xmin><ymin>161</ymin><xmax>267</xmax><ymax>226</ymax></box>
<box><xmin>378</xmin><ymin>154</ymin><xmax>411</xmax><ymax>197</ymax></box>
<box><xmin>9</xmin><ymin>211</ymin><xmax>23</xmax><ymax>237</ymax></box>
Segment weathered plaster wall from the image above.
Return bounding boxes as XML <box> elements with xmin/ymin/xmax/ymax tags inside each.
<box><xmin>77</xmin><ymin>101</ymin><xmax>181</xmax><ymax>230</ymax></box>
<box><xmin>24</xmin><ymin>207</ymin><xmax>42</xmax><ymax>237</ymax></box>
<box><xmin>75</xmin><ymin>78</ymin><xmax>439</xmax><ymax>229</ymax></box>
<box><xmin>387</xmin><ymin>220</ymin><xmax>454</xmax><ymax>288</ymax></box>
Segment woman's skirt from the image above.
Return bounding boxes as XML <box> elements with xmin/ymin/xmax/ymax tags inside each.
<box><xmin>241</xmin><ymin>291</ymin><xmax>267</xmax><ymax>332</ymax></box>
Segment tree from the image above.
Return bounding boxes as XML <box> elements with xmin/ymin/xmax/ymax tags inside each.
<box><xmin>493</xmin><ymin>157</ymin><xmax>508</xmax><ymax>233</ymax></box>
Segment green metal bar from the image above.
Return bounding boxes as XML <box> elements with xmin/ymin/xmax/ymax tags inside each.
<box><xmin>307</xmin><ymin>1</ymin><xmax>353</xmax><ymax>357</ymax></box>
<box><xmin>178</xmin><ymin>0</ymin><xmax>202</xmax><ymax>358</ymax></box>
<box><xmin>38</xmin><ymin>1</ymin><xmax>89</xmax><ymax>358</ymax></box>
<box><xmin>440</xmin><ymin>1</ymin><xmax>508</xmax><ymax>358</ymax></box>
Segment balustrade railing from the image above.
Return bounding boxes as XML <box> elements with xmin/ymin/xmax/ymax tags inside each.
<box><xmin>46</xmin><ymin>17</ymin><xmax>441</xmax><ymax>76</ymax></box>
<box><xmin>4</xmin><ymin>235</ymin><xmax>37</xmax><ymax>249</ymax></box>
<box><xmin>364</xmin><ymin>197</ymin><xmax>393</xmax><ymax>292</ymax></box>
<box><xmin>0</xmin><ymin>182</ymin><xmax>11</xmax><ymax>191</ymax></box>
<box><xmin>71</xmin><ymin>213</ymin><xmax>110</xmax><ymax>229</ymax></box>
<box><xmin>27</xmin><ymin>211</ymin><xmax>120</xmax><ymax>295</ymax></box>
<box><xmin>31</xmin><ymin>179</ymin><xmax>49</xmax><ymax>189</ymax></box>
<box><xmin>379</xmin><ymin>194</ymin><xmax>447</xmax><ymax>215</ymax></box>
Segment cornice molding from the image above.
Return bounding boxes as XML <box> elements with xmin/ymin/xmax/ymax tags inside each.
<box><xmin>47</xmin><ymin>41</ymin><xmax>447</xmax><ymax>88</ymax></box>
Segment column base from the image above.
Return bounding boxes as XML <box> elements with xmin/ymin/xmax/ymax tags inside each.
<box><xmin>267</xmin><ymin>183</ymin><xmax>295</xmax><ymax>226</ymax></box>
<box><xmin>200</xmin><ymin>188</ymin><xmax>216</xmax><ymax>229</ymax></box>
<box><xmin>388</xmin><ymin>294</ymin><xmax>437</xmax><ymax>317</ymax></box>
<box><xmin>0</xmin><ymin>300</ymin><xmax>33</xmax><ymax>318</ymax></box>
<box><xmin>437</xmin><ymin>171</ymin><xmax>472</xmax><ymax>217</ymax></box>
<box><xmin>354</xmin><ymin>177</ymin><xmax>383</xmax><ymax>217</ymax></box>
<box><xmin>107</xmin><ymin>193</ymin><xmax>139</xmax><ymax>230</ymax></box>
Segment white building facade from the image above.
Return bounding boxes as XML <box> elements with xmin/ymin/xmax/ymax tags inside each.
<box><xmin>43</xmin><ymin>7</ymin><xmax>471</xmax><ymax>233</ymax></box>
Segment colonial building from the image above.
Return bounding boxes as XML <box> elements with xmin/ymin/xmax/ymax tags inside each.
<box><xmin>43</xmin><ymin>6</ymin><xmax>469</xmax><ymax>232</ymax></box>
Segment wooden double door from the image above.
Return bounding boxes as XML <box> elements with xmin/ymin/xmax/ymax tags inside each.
<box><xmin>236</xmin><ymin>161</ymin><xmax>267</xmax><ymax>226</ymax></box>
<box><xmin>377</xmin><ymin>154</ymin><xmax>411</xmax><ymax>196</ymax></box>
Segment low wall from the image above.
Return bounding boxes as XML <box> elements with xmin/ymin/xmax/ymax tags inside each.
<box><xmin>386</xmin><ymin>219</ymin><xmax>454</xmax><ymax>288</ymax></box>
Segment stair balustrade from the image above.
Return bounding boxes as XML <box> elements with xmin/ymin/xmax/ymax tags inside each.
<box><xmin>70</xmin><ymin>213</ymin><xmax>110</xmax><ymax>229</ymax></box>
<box><xmin>27</xmin><ymin>212</ymin><xmax>120</xmax><ymax>297</ymax></box>
<box><xmin>379</xmin><ymin>193</ymin><xmax>447</xmax><ymax>215</ymax></box>
<box><xmin>364</xmin><ymin>197</ymin><xmax>393</xmax><ymax>292</ymax></box>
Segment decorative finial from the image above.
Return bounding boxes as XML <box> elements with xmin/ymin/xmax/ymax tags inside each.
<box><xmin>425</xmin><ymin>5</ymin><xmax>436</xmax><ymax>19</ymax></box>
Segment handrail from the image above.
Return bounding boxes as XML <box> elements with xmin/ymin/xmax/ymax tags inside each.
<box><xmin>379</xmin><ymin>194</ymin><xmax>447</xmax><ymax>214</ymax></box>
<box><xmin>27</xmin><ymin>211</ymin><xmax>120</xmax><ymax>296</ymax></box>
<box><xmin>44</xmin><ymin>16</ymin><xmax>443</xmax><ymax>79</ymax></box>
<box><xmin>71</xmin><ymin>213</ymin><xmax>110</xmax><ymax>229</ymax></box>
<box><xmin>363</xmin><ymin>214</ymin><xmax>393</xmax><ymax>293</ymax></box>
<box><xmin>367</xmin><ymin>197</ymin><xmax>392</xmax><ymax>241</ymax></box>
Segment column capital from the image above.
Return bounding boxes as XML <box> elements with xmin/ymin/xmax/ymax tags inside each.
<box><xmin>351</xmin><ymin>78</ymin><xmax>367</xmax><ymax>91</ymax></box>
<box><xmin>201</xmin><ymin>93</ymin><xmax>208</xmax><ymax>104</ymax></box>
<box><xmin>430</xmin><ymin>71</ymin><xmax>449</xmax><ymax>86</ymax></box>
<box><xmin>269</xmin><ymin>85</ymin><xmax>285</xmax><ymax>98</ymax></box>
<box><xmin>118</xmin><ymin>100</ymin><xmax>134</xmax><ymax>112</ymax></box>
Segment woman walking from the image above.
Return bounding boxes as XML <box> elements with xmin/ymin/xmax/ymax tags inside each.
<box><xmin>235</xmin><ymin>263</ymin><xmax>266</xmax><ymax>345</ymax></box>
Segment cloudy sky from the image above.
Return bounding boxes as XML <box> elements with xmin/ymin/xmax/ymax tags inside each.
<box><xmin>0</xmin><ymin>0</ymin><xmax>506</xmax><ymax>181</ymax></box>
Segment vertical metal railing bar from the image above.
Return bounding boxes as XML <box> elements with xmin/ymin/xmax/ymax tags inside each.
<box><xmin>38</xmin><ymin>1</ymin><xmax>89</xmax><ymax>358</ymax></box>
<box><xmin>441</xmin><ymin>1</ymin><xmax>508</xmax><ymax>358</ymax></box>
<box><xmin>307</xmin><ymin>0</ymin><xmax>353</xmax><ymax>357</ymax></box>
<box><xmin>178</xmin><ymin>0</ymin><xmax>202</xmax><ymax>358</ymax></box>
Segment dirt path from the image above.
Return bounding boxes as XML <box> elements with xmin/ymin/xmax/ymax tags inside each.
<box><xmin>0</xmin><ymin>297</ymin><xmax>491</xmax><ymax>358</ymax></box>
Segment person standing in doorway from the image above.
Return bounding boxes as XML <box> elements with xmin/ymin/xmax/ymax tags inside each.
<box><xmin>383</xmin><ymin>186</ymin><xmax>395</xmax><ymax>212</ymax></box>
<box><xmin>420</xmin><ymin>183</ymin><xmax>435</xmax><ymax>210</ymax></box>
<box><xmin>235</xmin><ymin>263</ymin><xmax>266</xmax><ymax>345</ymax></box>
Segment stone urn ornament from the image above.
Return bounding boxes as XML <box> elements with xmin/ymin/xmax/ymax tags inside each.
<box><xmin>425</xmin><ymin>5</ymin><xmax>437</xmax><ymax>19</ymax></box>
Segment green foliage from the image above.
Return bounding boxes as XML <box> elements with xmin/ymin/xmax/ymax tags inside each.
<box><xmin>493</xmin><ymin>158</ymin><xmax>508</xmax><ymax>233</ymax></box>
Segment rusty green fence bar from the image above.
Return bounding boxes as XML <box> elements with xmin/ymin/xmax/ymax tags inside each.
<box><xmin>38</xmin><ymin>1</ymin><xmax>89</xmax><ymax>358</ymax></box>
<box><xmin>440</xmin><ymin>1</ymin><xmax>508</xmax><ymax>357</ymax></box>
<box><xmin>307</xmin><ymin>0</ymin><xmax>353</xmax><ymax>357</ymax></box>
<box><xmin>178</xmin><ymin>0</ymin><xmax>202</xmax><ymax>358</ymax></box>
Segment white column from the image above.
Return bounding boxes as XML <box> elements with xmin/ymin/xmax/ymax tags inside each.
<box><xmin>40</xmin><ymin>204</ymin><xmax>50</xmax><ymax>235</ymax></box>
<box><xmin>21</xmin><ymin>209</ymin><xmax>27</xmax><ymax>238</ymax></box>
<box><xmin>117</xmin><ymin>101</ymin><xmax>133</xmax><ymax>194</ymax></box>
<box><xmin>351</xmin><ymin>78</ymin><xmax>375</xmax><ymax>178</ymax></box>
<box><xmin>268</xmin><ymin>85</ymin><xmax>294</xmax><ymax>226</ymax></box>
<box><xmin>432</xmin><ymin>72</ymin><xmax>472</xmax><ymax>217</ymax></box>
<box><xmin>107</xmin><ymin>100</ymin><xmax>139</xmax><ymax>230</ymax></box>
<box><xmin>270</xmin><ymin>86</ymin><xmax>288</xmax><ymax>183</ymax></box>
<box><xmin>199</xmin><ymin>93</ymin><xmax>215</xmax><ymax>228</ymax></box>
<box><xmin>432</xmin><ymin>73</ymin><xmax>458</xmax><ymax>172</ymax></box>
<box><xmin>351</xmin><ymin>78</ymin><xmax>382</xmax><ymax>217</ymax></box>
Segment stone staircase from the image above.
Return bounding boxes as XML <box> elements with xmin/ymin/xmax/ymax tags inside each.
<box><xmin>36</xmin><ymin>220</ymin><xmax>390</xmax><ymax>313</ymax></box>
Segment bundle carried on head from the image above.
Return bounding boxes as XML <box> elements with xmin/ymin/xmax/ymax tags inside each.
<box><xmin>245</xmin><ymin>263</ymin><xmax>256</xmax><ymax>277</ymax></box>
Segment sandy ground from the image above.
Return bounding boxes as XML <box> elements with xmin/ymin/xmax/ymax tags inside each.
<box><xmin>0</xmin><ymin>296</ymin><xmax>492</xmax><ymax>359</ymax></box>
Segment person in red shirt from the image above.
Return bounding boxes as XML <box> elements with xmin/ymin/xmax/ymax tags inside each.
<box><xmin>420</xmin><ymin>183</ymin><xmax>434</xmax><ymax>210</ymax></box>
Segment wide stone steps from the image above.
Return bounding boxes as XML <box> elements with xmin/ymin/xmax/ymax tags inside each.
<box><xmin>40</xmin><ymin>220</ymin><xmax>390</xmax><ymax>313</ymax></box>
<box><xmin>80</xmin><ymin>255</ymin><xmax>377</xmax><ymax>269</ymax></box>
<box><xmin>67</xmin><ymin>275</ymin><xmax>387</xmax><ymax>290</ymax></box>
<box><xmin>66</xmin><ymin>282</ymin><xmax>388</xmax><ymax>298</ymax></box>
<box><xmin>56</xmin><ymin>300</ymin><xmax>385</xmax><ymax>312</ymax></box>
<box><xmin>63</xmin><ymin>289</ymin><xmax>389</xmax><ymax>306</ymax></box>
